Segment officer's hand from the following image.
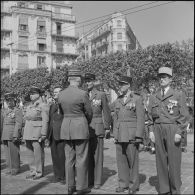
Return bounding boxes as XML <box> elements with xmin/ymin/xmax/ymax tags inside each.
<box><xmin>174</xmin><ymin>134</ymin><xmax>182</xmax><ymax>143</ymax></box>
<box><xmin>45</xmin><ymin>139</ymin><xmax>50</xmax><ymax>147</ymax></box>
<box><xmin>111</xmin><ymin>138</ymin><xmax>117</xmax><ymax>144</ymax></box>
<box><xmin>12</xmin><ymin>137</ymin><xmax>18</xmax><ymax>143</ymax></box>
<box><xmin>105</xmin><ymin>129</ymin><xmax>110</xmax><ymax>139</ymax></box>
<box><xmin>149</xmin><ymin>132</ymin><xmax>155</xmax><ymax>143</ymax></box>
<box><xmin>38</xmin><ymin>135</ymin><xmax>46</xmax><ymax>143</ymax></box>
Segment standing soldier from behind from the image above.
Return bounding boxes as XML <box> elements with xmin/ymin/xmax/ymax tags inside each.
<box><xmin>1</xmin><ymin>93</ymin><xmax>23</xmax><ymax>175</ymax></box>
<box><xmin>110</xmin><ymin>75</ymin><xmax>145</xmax><ymax>194</ymax></box>
<box><xmin>58</xmin><ymin>68</ymin><xmax>93</xmax><ymax>194</ymax></box>
<box><xmin>45</xmin><ymin>86</ymin><xmax>65</xmax><ymax>184</ymax></box>
<box><xmin>84</xmin><ymin>73</ymin><xmax>111</xmax><ymax>189</ymax></box>
<box><xmin>148</xmin><ymin>67</ymin><xmax>189</xmax><ymax>194</ymax></box>
<box><xmin>23</xmin><ymin>86</ymin><xmax>49</xmax><ymax>180</ymax></box>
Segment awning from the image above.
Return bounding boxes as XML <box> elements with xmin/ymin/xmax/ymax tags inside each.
<box><xmin>37</xmin><ymin>39</ymin><xmax>46</xmax><ymax>44</ymax></box>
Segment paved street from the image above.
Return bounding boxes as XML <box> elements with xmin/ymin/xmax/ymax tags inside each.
<box><xmin>1</xmin><ymin>133</ymin><xmax>194</xmax><ymax>194</ymax></box>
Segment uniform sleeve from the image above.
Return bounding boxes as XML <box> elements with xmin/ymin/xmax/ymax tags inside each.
<box><xmin>41</xmin><ymin>103</ymin><xmax>50</xmax><ymax>136</ymax></box>
<box><xmin>135</xmin><ymin>96</ymin><xmax>145</xmax><ymax>138</ymax></box>
<box><xmin>101</xmin><ymin>93</ymin><xmax>111</xmax><ymax>129</ymax></box>
<box><xmin>176</xmin><ymin>91</ymin><xmax>190</xmax><ymax>135</ymax></box>
<box><xmin>46</xmin><ymin>104</ymin><xmax>52</xmax><ymax>139</ymax></box>
<box><xmin>13</xmin><ymin>108</ymin><xmax>23</xmax><ymax>138</ymax></box>
<box><xmin>83</xmin><ymin>92</ymin><xmax>93</xmax><ymax>124</ymax></box>
<box><xmin>146</xmin><ymin>95</ymin><xmax>155</xmax><ymax>133</ymax></box>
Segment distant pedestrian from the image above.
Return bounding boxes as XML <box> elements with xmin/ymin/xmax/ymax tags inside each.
<box><xmin>148</xmin><ymin>67</ymin><xmax>189</xmax><ymax>194</ymax></box>
<box><xmin>1</xmin><ymin>93</ymin><xmax>23</xmax><ymax>175</ymax></box>
<box><xmin>23</xmin><ymin>86</ymin><xmax>49</xmax><ymax>180</ymax></box>
<box><xmin>45</xmin><ymin>85</ymin><xmax>65</xmax><ymax>185</ymax></box>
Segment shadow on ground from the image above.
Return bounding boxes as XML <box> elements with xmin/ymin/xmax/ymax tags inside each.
<box><xmin>102</xmin><ymin>167</ymin><xmax>117</xmax><ymax>185</ymax></box>
<box><xmin>43</xmin><ymin>164</ymin><xmax>53</xmax><ymax>176</ymax></box>
<box><xmin>149</xmin><ymin>175</ymin><xmax>159</xmax><ymax>193</ymax></box>
<box><xmin>20</xmin><ymin>181</ymin><xmax>49</xmax><ymax>194</ymax></box>
<box><xmin>139</xmin><ymin>173</ymin><xmax>147</xmax><ymax>184</ymax></box>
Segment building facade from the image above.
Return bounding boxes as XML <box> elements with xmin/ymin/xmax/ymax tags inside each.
<box><xmin>1</xmin><ymin>1</ymin><xmax>78</xmax><ymax>77</ymax></box>
<box><xmin>77</xmin><ymin>12</ymin><xmax>141</xmax><ymax>61</ymax></box>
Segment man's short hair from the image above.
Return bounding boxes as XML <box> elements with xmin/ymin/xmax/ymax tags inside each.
<box><xmin>68</xmin><ymin>76</ymin><xmax>81</xmax><ymax>82</ymax></box>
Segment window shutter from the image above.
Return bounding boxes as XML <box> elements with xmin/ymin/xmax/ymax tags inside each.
<box><xmin>18</xmin><ymin>55</ymin><xmax>29</xmax><ymax>70</ymax></box>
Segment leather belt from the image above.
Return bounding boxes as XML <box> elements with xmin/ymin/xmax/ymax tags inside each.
<box><xmin>63</xmin><ymin>114</ymin><xmax>85</xmax><ymax>118</ymax></box>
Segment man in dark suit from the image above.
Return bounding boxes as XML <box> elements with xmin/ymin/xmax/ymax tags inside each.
<box><xmin>84</xmin><ymin>73</ymin><xmax>111</xmax><ymax>189</ymax></box>
<box><xmin>148</xmin><ymin>67</ymin><xmax>189</xmax><ymax>194</ymax></box>
<box><xmin>58</xmin><ymin>68</ymin><xmax>93</xmax><ymax>194</ymax></box>
<box><xmin>45</xmin><ymin>86</ymin><xmax>65</xmax><ymax>184</ymax></box>
<box><xmin>110</xmin><ymin>75</ymin><xmax>145</xmax><ymax>194</ymax></box>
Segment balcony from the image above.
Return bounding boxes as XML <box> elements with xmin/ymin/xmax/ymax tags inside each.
<box><xmin>52</xmin><ymin>13</ymin><xmax>76</xmax><ymax>23</ymax></box>
<box><xmin>91</xmin><ymin>26</ymin><xmax>111</xmax><ymax>41</ymax></box>
<box><xmin>1</xmin><ymin>6</ymin><xmax>12</xmax><ymax>15</ymax></box>
<box><xmin>51</xmin><ymin>33</ymin><xmax>78</xmax><ymax>40</ymax></box>
<box><xmin>11</xmin><ymin>6</ymin><xmax>52</xmax><ymax>17</ymax></box>
<box><xmin>36</xmin><ymin>31</ymin><xmax>47</xmax><ymax>38</ymax></box>
<box><xmin>18</xmin><ymin>30</ymin><xmax>30</xmax><ymax>36</ymax></box>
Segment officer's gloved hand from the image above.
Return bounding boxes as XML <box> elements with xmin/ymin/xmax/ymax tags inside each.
<box><xmin>105</xmin><ymin>129</ymin><xmax>110</xmax><ymax>139</ymax></box>
<box><xmin>38</xmin><ymin>135</ymin><xmax>46</xmax><ymax>143</ymax></box>
<box><xmin>45</xmin><ymin>139</ymin><xmax>50</xmax><ymax>147</ymax></box>
<box><xmin>12</xmin><ymin>137</ymin><xmax>18</xmax><ymax>143</ymax></box>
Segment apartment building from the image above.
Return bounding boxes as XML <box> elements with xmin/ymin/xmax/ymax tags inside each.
<box><xmin>77</xmin><ymin>12</ymin><xmax>141</xmax><ymax>61</ymax></box>
<box><xmin>1</xmin><ymin>1</ymin><xmax>78</xmax><ymax>78</ymax></box>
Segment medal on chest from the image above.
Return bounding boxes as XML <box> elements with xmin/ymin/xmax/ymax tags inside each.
<box><xmin>92</xmin><ymin>99</ymin><xmax>101</xmax><ymax>107</ymax></box>
<box><xmin>167</xmin><ymin>99</ymin><xmax>178</xmax><ymax>114</ymax></box>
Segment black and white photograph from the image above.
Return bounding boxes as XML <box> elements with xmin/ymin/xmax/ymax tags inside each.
<box><xmin>1</xmin><ymin>1</ymin><xmax>194</xmax><ymax>194</ymax></box>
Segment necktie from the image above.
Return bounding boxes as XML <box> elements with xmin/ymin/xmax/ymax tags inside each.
<box><xmin>162</xmin><ymin>88</ymin><xmax>165</xmax><ymax>97</ymax></box>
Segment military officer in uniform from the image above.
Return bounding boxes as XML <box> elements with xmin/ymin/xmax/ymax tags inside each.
<box><xmin>23</xmin><ymin>86</ymin><xmax>49</xmax><ymax>180</ymax></box>
<box><xmin>148</xmin><ymin>67</ymin><xmax>189</xmax><ymax>194</ymax></box>
<box><xmin>58</xmin><ymin>68</ymin><xmax>93</xmax><ymax>194</ymax></box>
<box><xmin>1</xmin><ymin>93</ymin><xmax>23</xmax><ymax>175</ymax></box>
<box><xmin>84</xmin><ymin>73</ymin><xmax>111</xmax><ymax>189</ymax></box>
<box><xmin>45</xmin><ymin>85</ymin><xmax>65</xmax><ymax>184</ymax></box>
<box><xmin>110</xmin><ymin>75</ymin><xmax>145</xmax><ymax>194</ymax></box>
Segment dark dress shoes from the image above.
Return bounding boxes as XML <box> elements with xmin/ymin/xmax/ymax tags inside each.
<box><xmin>68</xmin><ymin>187</ymin><xmax>76</xmax><ymax>195</ymax></box>
<box><xmin>115</xmin><ymin>187</ymin><xmax>129</xmax><ymax>193</ymax></box>
<box><xmin>76</xmin><ymin>188</ymin><xmax>91</xmax><ymax>194</ymax></box>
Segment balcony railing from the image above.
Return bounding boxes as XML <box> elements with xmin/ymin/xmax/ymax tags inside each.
<box><xmin>18</xmin><ymin>30</ymin><xmax>30</xmax><ymax>36</ymax></box>
<box><xmin>36</xmin><ymin>31</ymin><xmax>47</xmax><ymax>38</ymax></box>
<box><xmin>91</xmin><ymin>26</ymin><xmax>111</xmax><ymax>41</ymax></box>
<box><xmin>52</xmin><ymin>13</ymin><xmax>76</xmax><ymax>22</ymax></box>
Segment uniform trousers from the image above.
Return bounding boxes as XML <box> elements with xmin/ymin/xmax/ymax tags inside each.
<box><xmin>88</xmin><ymin>136</ymin><xmax>104</xmax><ymax>186</ymax></box>
<box><xmin>25</xmin><ymin>140</ymin><xmax>45</xmax><ymax>176</ymax></box>
<box><xmin>154</xmin><ymin>123</ymin><xmax>182</xmax><ymax>194</ymax></box>
<box><xmin>65</xmin><ymin>139</ymin><xmax>89</xmax><ymax>191</ymax></box>
<box><xmin>50</xmin><ymin>137</ymin><xmax>65</xmax><ymax>180</ymax></box>
<box><xmin>3</xmin><ymin>140</ymin><xmax>20</xmax><ymax>172</ymax></box>
<box><xmin>116</xmin><ymin>142</ymin><xmax>139</xmax><ymax>191</ymax></box>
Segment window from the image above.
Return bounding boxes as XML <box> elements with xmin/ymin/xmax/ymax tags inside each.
<box><xmin>117</xmin><ymin>20</ymin><xmax>122</xmax><ymax>27</ymax></box>
<box><xmin>37</xmin><ymin>39</ymin><xmax>46</xmax><ymax>51</ymax></box>
<box><xmin>36</xmin><ymin>4</ymin><xmax>43</xmax><ymax>10</ymax></box>
<box><xmin>18</xmin><ymin>55</ymin><xmax>28</xmax><ymax>71</ymax></box>
<box><xmin>117</xmin><ymin>44</ymin><xmax>123</xmax><ymax>51</ymax></box>
<box><xmin>117</xmin><ymin>33</ymin><xmax>122</xmax><ymax>40</ymax></box>
<box><xmin>19</xmin><ymin>17</ymin><xmax>28</xmax><ymax>31</ymax></box>
<box><xmin>56</xmin><ymin>23</ymin><xmax>61</xmax><ymax>35</ymax></box>
<box><xmin>37</xmin><ymin>56</ymin><xmax>46</xmax><ymax>67</ymax></box>
<box><xmin>56</xmin><ymin>38</ymin><xmax>63</xmax><ymax>52</ymax></box>
<box><xmin>37</xmin><ymin>20</ymin><xmax>46</xmax><ymax>33</ymax></box>
<box><xmin>18</xmin><ymin>36</ymin><xmax>28</xmax><ymax>50</ymax></box>
<box><xmin>17</xmin><ymin>2</ymin><xmax>26</xmax><ymax>8</ymax></box>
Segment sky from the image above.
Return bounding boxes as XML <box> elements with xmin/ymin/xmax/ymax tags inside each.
<box><xmin>71</xmin><ymin>1</ymin><xmax>194</xmax><ymax>48</ymax></box>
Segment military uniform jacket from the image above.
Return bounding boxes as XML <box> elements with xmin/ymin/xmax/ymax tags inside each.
<box><xmin>89</xmin><ymin>88</ymin><xmax>111</xmax><ymax>137</ymax></box>
<box><xmin>58</xmin><ymin>86</ymin><xmax>93</xmax><ymax>140</ymax></box>
<box><xmin>23</xmin><ymin>98</ymin><xmax>49</xmax><ymax>140</ymax></box>
<box><xmin>147</xmin><ymin>87</ymin><xmax>189</xmax><ymax>135</ymax></box>
<box><xmin>1</xmin><ymin>107</ymin><xmax>23</xmax><ymax>140</ymax></box>
<box><xmin>47</xmin><ymin>103</ymin><xmax>63</xmax><ymax>141</ymax></box>
<box><xmin>110</xmin><ymin>92</ymin><xmax>145</xmax><ymax>142</ymax></box>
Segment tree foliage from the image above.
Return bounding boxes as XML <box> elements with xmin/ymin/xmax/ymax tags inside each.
<box><xmin>1</xmin><ymin>40</ymin><xmax>193</xmax><ymax>98</ymax></box>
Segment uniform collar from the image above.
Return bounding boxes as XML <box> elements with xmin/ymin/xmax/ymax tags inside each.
<box><xmin>156</xmin><ymin>86</ymin><xmax>174</xmax><ymax>101</ymax></box>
